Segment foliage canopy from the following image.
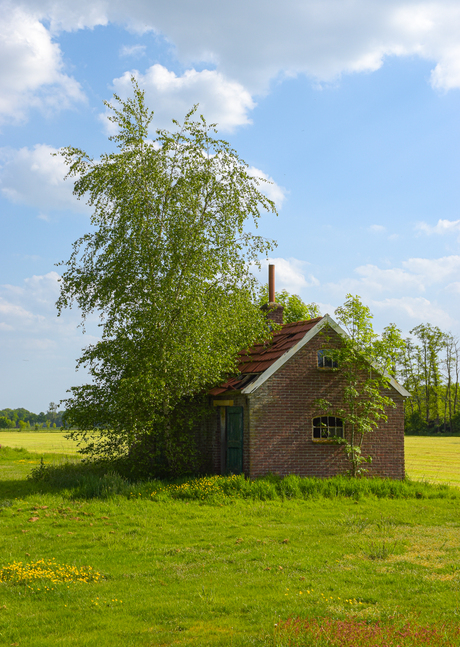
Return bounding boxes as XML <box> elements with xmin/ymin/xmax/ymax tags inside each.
<box><xmin>258</xmin><ymin>286</ymin><xmax>320</xmax><ymax>323</ymax></box>
<box><xmin>57</xmin><ymin>80</ymin><xmax>277</xmax><ymax>475</ymax></box>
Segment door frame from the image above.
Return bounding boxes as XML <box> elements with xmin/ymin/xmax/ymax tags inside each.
<box><xmin>225</xmin><ymin>405</ymin><xmax>244</xmax><ymax>475</ymax></box>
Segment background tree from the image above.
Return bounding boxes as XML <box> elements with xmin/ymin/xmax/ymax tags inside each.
<box><xmin>0</xmin><ymin>416</ymin><xmax>15</xmax><ymax>429</ymax></box>
<box><xmin>0</xmin><ymin>407</ymin><xmax>65</xmax><ymax>429</ymax></box>
<box><xmin>47</xmin><ymin>402</ymin><xmax>58</xmax><ymax>426</ymax></box>
<box><xmin>57</xmin><ymin>81</ymin><xmax>277</xmax><ymax>475</ymax></box>
<box><xmin>315</xmin><ymin>294</ymin><xmax>405</xmax><ymax>476</ymax></box>
<box><xmin>409</xmin><ymin>324</ymin><xmax>445</xmax><ymax>428</ymax></box>
<box><xmin>258</xmin><ymin>286</ymin><xmax>320</xmax><ymax>323</ymax></box>
<box><xmin>397</xmin><ymin>326</ymin><xmax>460</xmax><ymax>434</ymax></box>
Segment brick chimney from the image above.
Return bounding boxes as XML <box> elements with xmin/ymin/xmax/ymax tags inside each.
<box><xmin>261</xmin><ymin>263</ymin><xmax>284</xmax><ymax>325</ymax></box>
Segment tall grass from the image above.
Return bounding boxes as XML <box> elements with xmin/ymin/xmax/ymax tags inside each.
<box><xmin>26</xmin><ymin>454</ymin><xmax>459</xmax><ymax>502</ymax></box>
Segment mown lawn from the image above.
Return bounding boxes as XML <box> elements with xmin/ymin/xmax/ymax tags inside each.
<box><xmin>0</xmin><ymin>431</ymin><xmax>80</xmax><ymax>455</ymax></box>
<box><xmin>0</xmin><ymin>445</ymin><xmax>459</xmax><ymax>646</ymax></box>
<box><xmin>405</xmin><ymin>436</ymin><xmax>460</xmax><ymax>487</ymax></box>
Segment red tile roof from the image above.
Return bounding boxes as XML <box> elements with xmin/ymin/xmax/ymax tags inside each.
<box><xmin>209</xmin><ymin>316</ymin><xmax>323</xmax><ymax>395</ymax></box>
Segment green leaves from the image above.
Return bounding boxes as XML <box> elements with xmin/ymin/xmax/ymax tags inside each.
<box><xmin>258</xmin><ymin>286</ymin><xmax>320</xmax><ymax>323</ymax></box>
<box><xmin>58</xmin><ymin>80</ymin><xmax>277</xmax><ymax>474</ymax></box>
<box><xmin>316</xmin><ymin>295</ymin><xmax>405</xmax><ymax>477</ymax></box>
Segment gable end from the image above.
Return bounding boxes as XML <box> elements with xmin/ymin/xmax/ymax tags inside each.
<box><xmin>241</xmin><ymin>313</ymin><xmax>410</xmax><ymax>398</ymax></box>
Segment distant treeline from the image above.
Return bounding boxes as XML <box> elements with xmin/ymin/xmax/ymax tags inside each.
<box><xmin>398</xmin><ymin>324</ymin><xmax>460</xmax><ymax>435</ymax></box>
<box><xmin>0</xmin><ymin>403</ymin><xmax>64</xmax><ymax>430</ymax></box>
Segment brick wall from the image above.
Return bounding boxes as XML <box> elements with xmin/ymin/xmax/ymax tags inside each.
<box><xmin>247</xmin><ymin>329</ymin><xmax>405</xmax><ymax>479</ymax></box>
<box><xmin>261</xmin><ymin>302</ymin><xmax>284</xmax><ymax>325</ymax></box>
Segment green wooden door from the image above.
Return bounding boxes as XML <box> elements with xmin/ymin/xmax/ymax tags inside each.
<box><xmin>226</xmin><ymin>406</ymin><xmax>243</xmax><ymax>474</ymax></box>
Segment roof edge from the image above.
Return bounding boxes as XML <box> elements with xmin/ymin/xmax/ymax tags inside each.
<box><xmin>242</xmin><ymin>315</ymin><xmax>331</xmax><ymax>394</ymax></box>
<box><xmin>242</xmin><ymin>313</ymin><xmax>410</xmax><ymax>398</ymax></box>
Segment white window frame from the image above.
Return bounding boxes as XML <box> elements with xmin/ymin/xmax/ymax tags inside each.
<box><xmin>312</xmin><ymin>416</ymin><xmax>344</xmax><ymax>441</ymax></box>
<box><xmin>317</xmin><ymin>349</ymin><xmax>338</xmax><ymax>369</ymax></box>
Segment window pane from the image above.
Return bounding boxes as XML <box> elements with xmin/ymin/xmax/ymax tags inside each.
<box><xmin>318</xmin><ymin>349</ymin><xmax>338</xmax><ymax>368</ymax></box>
<box><xmin>312</xmin><ymin>416</ymin><xmax>344</xmax><ymax>439</ymax></box>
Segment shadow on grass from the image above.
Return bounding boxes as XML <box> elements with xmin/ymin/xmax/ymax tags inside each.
<box><xmin>1</xmin><ymin>463</ymin><xmax>130</xmax><ymax>501</ymax></box>
<box><xmin>0</xmin><ymin>446</ymin><xmax>129</xmax><ymax>501</ymax></box>
<box><xmin>0</xmin><ymin>478</ymin><xmax>43</xmax><ymax>500</ymax></box>
<box><xmin>1</xmin><ymin>446</ymin><xmax>459</xmax><ymax>504</ymax></box>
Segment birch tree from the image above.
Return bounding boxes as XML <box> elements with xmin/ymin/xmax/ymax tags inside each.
<box><xmin>57</xmin><ymin>80</ymin><xmax>277</xmax><ymax>475</ymax></box>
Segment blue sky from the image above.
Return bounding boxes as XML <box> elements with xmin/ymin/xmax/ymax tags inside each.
<box><xmin>1</xmin><ymin>0</ymin><xmax>460</xmax><ymax>412</ymax></box>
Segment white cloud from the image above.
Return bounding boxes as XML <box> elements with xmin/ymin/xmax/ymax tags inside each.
<box><xmin>355</xmin><ymin>264</ymin><xmax>425</xmax><ymax>294</ymax></box>
<box><xmin>247</xmin><ymin>167</ymin><xmax>286</xmax><ymax>208</ymax></box>
<box><xmin>255</xmin><ymin>257</ymin><xmax>319</xmax><ymax>294</ymax></box>
<box><xmin>371</xmin><ymin>297</ymin><xmax>454</xmax><ymax>328</ymax></box>
<box><xmin>5</xmin><ymin>0</ymin><xmax>460</xmax><ymax>128</ymax></box>
<box><xmin>24</xmin><ymin>271</ymin><xmax>61</xmax><ymax>304</ymax></box>
<box><xmin>0</xmin><ymin>270</ymin><xmax>100</xmax><ymax>411</ymax></box>
<box><xmin>0</xmin><ymin>297</ymin><xmax>43</xmax><ymax>325</ymax></box>
<box><xmin>368</xmin><ymin>224</ymin><xmax>386</xmax><ymax>233</ymax></box>
<box><xmin>0</xmin><ymin>144</ymin><xmax>89</xmax><ymax>214</ymax></box>
<box><xmin>328</xmin><ymin>255</ymin><xmax>460</xmax><ymax>299</ymax></box>
<box><xmin>445</xmin><ymin>282</ymin><xmax>460</xmax><ymax>294</ymax></box>
<box><xmin>0</xmin><ymin>271</ymin><xmax>99</xmax><ymax>339</ymax></box>
<box><xmin>14</xmin><ymin>0</ymin><xmax>460</xmax><ymax>92</ymax></box>
<box><xmin>416</xmin><ymin>218</ymin><xmax>460</xmax><ymax>236</ymax></box>
<box><xmin>1</xmin><ymin>271</ymin><xmax>60</xmax><ymax>324</ymax></box>
<box><xmin>1</xmin><ymin>0</ymin><xmax>460</xmax><ymax>134</ymax></box>
<box><xmin>103</xmin><ymin>65</ymin><xmax>255</xmax><ymax>133</ymax></box>
<box><xmin>403</xmin><ymin>255</ymin><xmax>460</xmax><ymax>284</ymax></box>
<box><xmin>22</xmin><ymin>338</ymin><xmax>57</xmax><ymax>351</ymax></box>
<box><xmin>0</xmin><ymin>6</ymin><xmax>84</xmax><ymax>122</ymax></box>
<box><xmin>120</xmin><ymin>44</ymin><xmax>146</xmax><ymax>58</ymax></box>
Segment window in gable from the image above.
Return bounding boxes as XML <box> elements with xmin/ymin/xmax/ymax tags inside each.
<box><xmin>313</xmin><ymin>416</ymin><xmax>344</xmax><ymax>440</ymax></box>
<box><xmin>317</xmin><ymin>349</ymin><xmax>338</xmax><ymax>369</ymax></box>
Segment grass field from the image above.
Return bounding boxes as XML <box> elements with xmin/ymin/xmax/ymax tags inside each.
<box><xmin>0</xmin><ymin>431</ymin><xmax>80</xmax><ymax>455</ymax></box>
<box><xmin>0</xmin><ymin>438</ymin><xmax>460</xmax><ymax>646</ymax></box>
<box><xmin>1</xmin><ymin>432</ymin><xmax>458</xmax><ymax>486</ymax></box>
<box><xmin>404</xmin><ymin>436</ymin><xmax>460</xmax><ymax>487</ymax></box>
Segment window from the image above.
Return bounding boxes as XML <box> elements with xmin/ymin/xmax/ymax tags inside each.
<box><xmin>313</xmin><ymin>416</ymin><xmax>344</xmax><ymax>440</ymax></box>
<box><xmin>317</xmin><ymin>349</ymin><xmax>338</xmax><ymax>369</ymax></box>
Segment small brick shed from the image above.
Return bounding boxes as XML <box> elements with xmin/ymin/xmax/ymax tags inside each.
<box><xmin>208</xmin><ymin>312</ymin><xmax>409</xmax><ymax>479</ymax></box>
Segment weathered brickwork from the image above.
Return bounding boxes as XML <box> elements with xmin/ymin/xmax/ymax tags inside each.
<box><xmin>210</xmin><ymin>328</ymin><xmax>405</xmax><ymax>480</ymax></box>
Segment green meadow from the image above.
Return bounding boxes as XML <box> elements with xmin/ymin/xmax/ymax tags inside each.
<box><xmin>0</xmin><ymin>436</ymin><xmax>459</xmax><ymax>646</ymax></box>
<box><xmin>2</xmin><ymin>431</ymin><xmax>459</xmax><ymax>486</ymax></box>
<box><xmin>0</xmin><ymin>431</ymin><xmax>80</xmax><ymax>455</ymax></box>
<box><xmin>404</xmin><ymin>436</ymin><xmax>460</xmax><ymax>487</ymax></box>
